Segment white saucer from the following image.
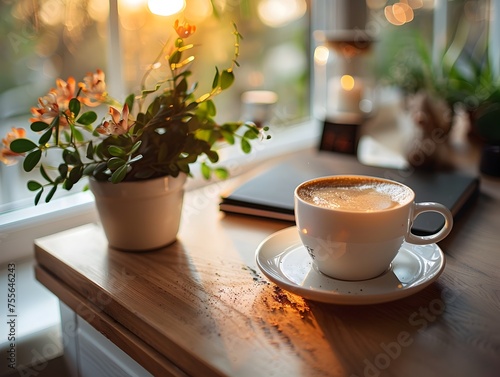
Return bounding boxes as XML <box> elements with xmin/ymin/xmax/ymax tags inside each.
<box><xmin>255</xmin><ymin>227</ymin><xmax>445</xmax><ymax>305</ymax></box>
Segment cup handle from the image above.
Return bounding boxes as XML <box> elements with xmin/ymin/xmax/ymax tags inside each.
<box><xmin>405</xmin><ymin>202</ymin><xmax>454</xmax><ymax>245</ymax></box>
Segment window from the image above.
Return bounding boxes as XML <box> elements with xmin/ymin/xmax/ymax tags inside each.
<box><xmin>0</xmin><ymin>0</ymin><xmax>310</xmax><ymax>214</ymax></box>
<box><xmin>0</xmin><ymin>0</ymin><xmax>109</xmax><ymax>211</ymax></box>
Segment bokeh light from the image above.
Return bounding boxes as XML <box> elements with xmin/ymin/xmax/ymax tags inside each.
<box><xmin>392</xmin><ymin>2</ymin><xmax>414</xmax><ymax>23</ymax></box>
<box><xmin>258</xmin><ymin>0</ymin><xmax>307</xmax><ymax>28</ymax></box>
<box><xmin>340</xmin><ymin>75</ymin><xmax>355</xmax><ymax>91</ymax></box>
<box><xmin>147</xmin><ymin>0</ymin><xmax>185</xmax><ymax>16</ymax></box>
<box><xmin>88</xmin><ymin>0</ymin><xmax>110</xmax><ymax>22</ymax></box>
<box><xmin>184</xmin><ymin>0</ymin><xmax>213</xmax><ymax>23</ymax></box>
<box><xmin>314</xmin><ymin>45</ymin><xmax>330</xmax><ymax>66</ymax></box>
<box><xmin>39</xmin><ymin>0</ymin><xmax>65</xmax><ymax>27</ymax></box>
<box><xmin>382</xmin><ymin>1</ymin><xmax>421</xmax><ymax>26</ymax></box>
<box><xmin>406</xmin><ymin>0</ymin><xmax>423</xmax><ymax>10</ymax></box>
<box><xmin>118</xmin><ymin>0</ymin><xmax>148</xmax><ymax>31</ymax></box>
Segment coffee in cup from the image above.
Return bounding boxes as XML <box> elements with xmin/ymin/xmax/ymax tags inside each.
<box><xmin>294</xmin><ymin>175</ymin><xmax>453</xmax><ymax>281</ymax></box>
<box><xmin>297</xmin><ymin>176</ymin><xmax>411</xmax><ymax>212</ymax></box>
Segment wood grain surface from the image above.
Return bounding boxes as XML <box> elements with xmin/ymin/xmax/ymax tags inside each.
<box><xmin>35</xmin><ymin>171</ymin><xmax>500</xmax><ymax>377</ymax></box>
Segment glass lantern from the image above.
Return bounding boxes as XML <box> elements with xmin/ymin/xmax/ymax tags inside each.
<box><xmin>313</xmin><ymin>30</ymin><xmax>374</xmax><ymax>153</ymax></box>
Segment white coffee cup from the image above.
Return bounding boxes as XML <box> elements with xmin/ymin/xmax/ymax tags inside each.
<box><xmin>294</xmin><ymin>175</ymin><xmax>453</xmax><ymax>281</ymax></box>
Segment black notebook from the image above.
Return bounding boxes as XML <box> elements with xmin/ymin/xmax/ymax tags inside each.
<box><xmin>219</xmin><ymin>151</ymin><xmax>480</xmax><ymax>235</ymax></box>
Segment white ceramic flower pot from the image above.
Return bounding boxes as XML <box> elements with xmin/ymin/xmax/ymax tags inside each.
<box><xmin>89</xmin><ymin>174</ymin><xmax>187</xmax><ymax>251</ymax></box>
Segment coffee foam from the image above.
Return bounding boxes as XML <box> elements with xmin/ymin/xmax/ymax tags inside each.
<box><xmin>298</xmin><ymin>178</ymin><xmax>412</xmax><ymax>212</ymax></box>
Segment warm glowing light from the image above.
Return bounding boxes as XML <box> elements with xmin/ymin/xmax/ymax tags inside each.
<box><xmin>393</xmin><ymin>3</ymin><xmax>414</xmax><ymax>23</ymax></box>
<box><xmin>184</xmin><ymin>0</ymin><xmax>212</xmax><ymax>22</ymax></box>
<box><xmin>257</xmin><ymin>0</ymin><xmax>307</xmax><ymax>27</ymax></box>
<box><xmin>302</xmin><ymin>228</ymin><xmax>308</xmax><ymax>234</ymax></box>
<box><xmin>39</xmin><ymin>0</ymin><xmax>65</xmax><ymax>26</ymax></box>
<box><xmin>340</xmin><ymin>75</ymin><xmax>355</xmax><ymax>91</ymax></box>
<box><xmin>88</xmin><ymin>0</ymin><xmax>110</xmax><ymax>22</ymax></box>
<box><xmin>118</xmin><ymin>2</ymin><xmax>147</xmax><ymax>31</ymax></box>
<box><xmin>314</xmin><ymin>46</ymin><xmax>329</xmax><ymax>65</ymax></box>
<box><xmin>385</xmin><ymin>2</ymin><xmax>415</xmax><ymax>25</ymax></box>
<box><xmin>405</xmin><ymin>0</ymin><xmax>423</xmax><ymax>9</ymax></box>
<box><xmin>148</xmin><ymin>0</ymin><xmax>185</xmax><ymax>16</ymax></box>
<box><xmin>120</xmin><ymin>0</ymin><xmax>146</xmax><ymax>9</ymax></box>
<box><xmin>384</xmin><ymin>5</ymin><xmax>404</xmax><ymax>25</ymax></box>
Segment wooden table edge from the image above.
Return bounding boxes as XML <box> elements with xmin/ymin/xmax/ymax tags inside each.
<box><xmin>34</xmin><ymin>226</ymin><xmax>237</xmax><ymax>377</ymax></box>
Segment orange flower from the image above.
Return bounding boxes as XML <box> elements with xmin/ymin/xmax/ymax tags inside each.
<box><xmin>96</xmin><ymin>105</ymin><xmax>132</xmax><ymax>136</ymax></box>
<box><xmin>52</xmin><ymin>77</ymin><xmax>76</xmax><ymax>109</ymax></box>
<box><xmin>0</xmin><ymin>127</ymin><xmax>26</xmax><ymax>165</ymax></box>
<box><xmin>79</xmin><ymin>69</ymin><xmax>107</xmax><ymax>107</ymax></box>
<box><xmin>30</xmin><ymin>77</ymin><xmax>77</xmax><ymax>126</ymax></box>
<box><xmin>30</xmin><ymin>92</ymin><xmax>59</xmax><ymax>121</ymax></box>
<box><xmin>30</xmin><ymin>92</ymin><xmax>71</xmax><ymax>127</ymax></box>
<box><xmin>174</xmin><ymin>19</ymin><xmax>196</xmax><ymax>39</ymax></box>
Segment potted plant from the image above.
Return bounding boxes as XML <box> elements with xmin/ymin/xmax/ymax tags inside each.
<box><xmin>427</xmin><ymin>29</ymin><xmax>500</xmax><ymax>176</ymax></box>
<box><xmin>375</xmin><ymin>29</ymin><xmax>455</xmax><ymax>169</ymax></box>
<box><xmin>0</xmin><ymin>20</ymin><xmax>269</xmax><ymax>250</ymax></box>
<box><xmin>377</xmin><ymin>22</ymin><xmax>500</xmax><ymax>173</ymax></box>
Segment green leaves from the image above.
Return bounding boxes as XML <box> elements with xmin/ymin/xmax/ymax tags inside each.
<box><xmin>111</xmin><ymin>164</ymin><xmax>128</xmax><ymax>183</ymax></box>
<box><xmin>220</xmin><ymin>70</ymin><xmax>234</xmax><ymax>90</ymax></box>
<box><xmin>69</xmin><ymin>98</ymin><xmax>81</xmax><ymax>116</ymax></box>
<box><xmin>102</xmin><ymin>140</ymin><xmax>143</xmax><ymax>183</ymax></box>
<box><xmin>214</xmin><ymin>167</ymin><xmax>229</xmax><ymax>180</ymax></box>
<box><xmin>23</xmin><ymin>150</ymin><xmax>42</xmax><ymax>172</ymax></box>
<box><xmin>107</xmin><ymin>157</ymin><xmax>126</xmax><ymax>170</ymax></box>
<box><xmin>10</xmin><ymin>139</ymin><xmax>37</xmax><ymax>153</ymax></box>
<box><xmin>130</xmin><ymin>140</ymin><xmax>142</xmax><ymax>155</ymax></box>
<box><xmin>77</xmin><ymin>111</ymin><xmax>97</xmax><ymax>126</ymax></box>
<box><xmin>220</xmin><ymin>129</ymin><xmax>234</xmax><ymax>145</ymax></box>
<box><xmin>201</xmin><ymin>162</ymin><xmax>211</xmax><ymax>179</ymax></box>
<box><xmin>38</xmin><ymin>128</ymin><xmax>53</xmax><ymax>145</ymax></box>
<box><xmin>31</xmin><ymin>121</ymin><xmax>50</xmax><ymax>132</ymax></box>
<box><xmin>108</xmin><ymin>145</ymin><xmax>126</xmax><ymax>157</ymax></box>
<box><xmin>27</xmin><ymin>181</ymin><xmax>42</xmax><ymax>191</ymax></box>
<box><xmin>68</xmin><ymin>165</ymin><xmax>83</xmax><ymax>185</ymax></box>
<box><xmin>211</xmin><ymin>68</ymin><xmax>235</xmax><ymax>91</ymax></box>
<box><xmin>63</xmin><ymin>149</ymin><xmax>81</xmax><ymax>165</ymax></box>
<box><xmin>50</xmin><ymin>116</ymin><xmax>60</xmax><ymax>145</ymax></box>
<box><xmin>34</xmin><ymin>188</ymin><xmax>44</xmax><ymax>205</ymax></box>
<box><xmin>240</xmin><ymin>138</ymin><xmax>251</xmax><ymax>154</ymax></box>
<box><xmin>125</xmin><ymin>93</ymin><xmax>135</xmax><ymax>112</ymax></box>
<box><xmin>169</xmin><ymin>49</ymin><xmax>181</xmax><ymax>66</ymax></box>
<box><xmin>211</xmin><ymin>67</ymin><xmax>220</xmax><ymax>90</ymax></box>
<box><xmin>58</xmin><ymin>164</ymin><xmax>68</xmax><ymax>179</ymax></box>
<box><xmin>200</xmin><ymin>162</ymin><xmax>229</xmax><ymax>180</ymax></box>
<box><xmin>86</xmin><ymin>141</ymin><xmax>94</xmax><ymax>160</ymax></box>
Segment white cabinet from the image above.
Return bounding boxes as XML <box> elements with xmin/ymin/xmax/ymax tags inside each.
<box><xmin>60</xmin><ymin>303</ymin><xmax>153</xmax><ymax>377</ymax></box>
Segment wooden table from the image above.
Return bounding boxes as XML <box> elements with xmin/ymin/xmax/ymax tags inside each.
<box><xmin>34</xmin><ymin>155</ymin><xmax>500</xmax><ymax>377</ymax></box>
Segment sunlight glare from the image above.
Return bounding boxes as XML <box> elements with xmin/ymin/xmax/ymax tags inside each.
<box><xmin>148</xmin><ymin>0</ymin><xmax>185</xmax><ymax>16</ymax></box>
<box><xmin>184</xmin><ymin>0</ymin><xmax>212</xmax><ymax>22</ymax></box>
<box><xmin>120</xmin><ymin>0</ymin><xmax>146</xmax><ymax>10</ymax></box>
<box><xmin>258</xmin><ymin>0</ymin><xmax>307</xmax><ymax>27</ymax></box>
